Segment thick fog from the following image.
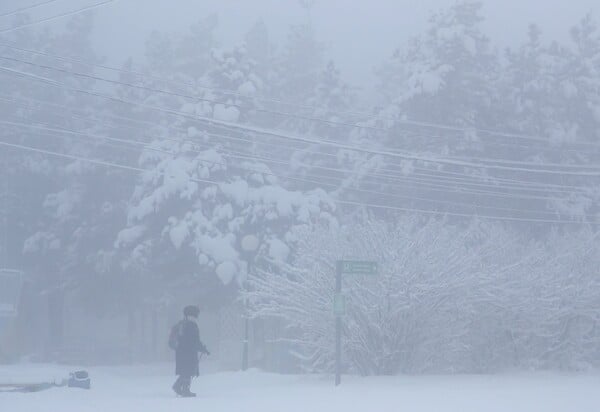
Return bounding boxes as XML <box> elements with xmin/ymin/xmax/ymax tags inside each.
<box><xmin>91</xmin><ymin>0</ymin><xmax>599</xmax><ymax>87</ymax></box>
<box><xmin>1</xmin><ymin>0</ymin><xmax>600</xmax><ymax>411</ymax></box>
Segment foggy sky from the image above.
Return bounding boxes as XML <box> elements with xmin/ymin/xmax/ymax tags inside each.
<box><xmin>89</xmin><ymin>0</ymin><xmax>598</xmax><ymax>88</ymax></box>
<box><xmin>1</xmin><ymin>1</ymin><xmax>595</xmax><ymax>87</ymax></box>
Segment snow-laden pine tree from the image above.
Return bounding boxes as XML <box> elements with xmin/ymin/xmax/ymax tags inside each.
<box><xmin>115</xmin><ymin>31</ymin><xmax>336</xmax><ymax>302</ymax></box>
<box><xmin>324</xmin><ymin>1</ymin><xmax>506</xmax><ymax>222</ymax></box>
<box><xmin>144</xmin><ymin>15</ymin><xmax>219</xmax><ymax>80</ymax></box>
<box><xmin>566</xmin><ymin>14</ymin><xmax>600</xmax><ymax>144</ymax></box>
<box><xmin>0</xmin><ymin>13</ymin><xmax>127</xmax><ymax>305</ymax></box>
<box><xmin>270</xmin><ymin>21</ymin><xmax>323</xmax><ymax>110</ymax></box>
<box><xmin>375</xmin><ymin>1</ymin><xmax>497</xmax><ymax>138</ymax></box>
<box><xmin>500</xmin><ymin>19</ymin><xmax>600</xmax><ymax>221</ymax></box>
<box><xmin>244</xmin><ymin>19</ymin><xmax>272</xmax><ymax>85</ymax></box>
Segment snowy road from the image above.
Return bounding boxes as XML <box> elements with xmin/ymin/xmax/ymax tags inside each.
<box><xmin>1</xmin><ymin>364</ymin><xmax>599</xmax><ymax>412</ymax></box>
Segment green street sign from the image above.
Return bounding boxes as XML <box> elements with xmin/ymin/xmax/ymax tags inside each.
<box><xmin>333</xmin><ymin>293</ymin><xmax>346</xmax><ymax>316</ymax></box>
<box><xmin>337</xmin><ymin>260</ymin><xmax>378</xmax><ymax>276</ymax></box>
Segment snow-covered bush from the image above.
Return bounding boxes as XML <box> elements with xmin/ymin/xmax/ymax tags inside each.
<box><xmin>248</xmin><ymin>216</ymin><xmax>600</xmax><ymax>374</ymax></box>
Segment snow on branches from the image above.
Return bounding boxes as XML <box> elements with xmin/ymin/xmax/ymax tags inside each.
<box><xmin>116</xmin><ymin>139</ymin><xmax>335</xmax><ymax>286</ymax></box>
<box><xmin>248</xmin><ymin>216</ymin><xmax>600</xmax><ymax>374</ymax></box>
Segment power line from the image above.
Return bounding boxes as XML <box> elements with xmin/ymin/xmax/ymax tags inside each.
<box><xmin>4</xmin><ymin>116</ymin><xmax>582</xmax><ymax>205</ymax></box>
<box><xmin>0</xmin><ymin>71</ymin><xmax>596</xmax><ymax>229</ymax></box>
<box><xmin>0</xmin><ymin>91</ymin><xmax>594</xmax><ymax>198</ymax></box>
<box><xmin>1</xmin><ymin>119</ymin><xmax>338</xmax><ymax>191</ymax></box>
<box><xmin>4</xmin><ymin>118</ymin><xmax>587</xmax><ymax>218</ymax></box>
<box><xmin>2</xmin><ymin>62</ymin><xmax>600</xmax><ymax>178</ymax></box>
<box><xmin>0</xmin><ymin>52</ymin><xmax>393</xmax><ymax>135</ymax></box>
<box><xmin>0</xmin><ymin>0</ymin><xmax>62</xmax><ymax>19</ymax></box>
<box><xmin>0</xmin><ymin>0</ymin><xmax>115</xmax><ymax>34</ymax></box>
<box><xmin>1</xmin><ymin>90</ymin><xmax>588</xmax><ymax>204</ymax></box>
<box><xmin>0</xmin><ymin>92</ymin><xmax>532</xmax><ymax>192</ymax></box>
<box><xmin>0</xmin><ymin>138</ymin><xmax>594</xmax><ymax>225</ymax></box>
<box><xmin>0</xmin><ymin>40</ymin><xmax>379</xmax><ymax>126</ymax></box>
<box><xmin>1</xmin><ymin>43</ymin><xmax>600</xmax><ymax>153</ymax></box>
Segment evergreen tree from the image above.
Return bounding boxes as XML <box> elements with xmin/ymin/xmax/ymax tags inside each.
<box><xmin>376</xmin><ymin>1</ymin><xmax>497</xmax><ymax>132</ymax></box>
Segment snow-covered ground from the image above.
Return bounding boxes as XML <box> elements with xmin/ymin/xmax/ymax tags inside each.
<box><xmin>1</xmin><ymin>363</ymin><xmax>599</xmax><ymax>412</ymax></box>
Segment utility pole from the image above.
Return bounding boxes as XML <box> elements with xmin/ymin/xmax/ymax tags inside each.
<box><xmin>1</xmin><ymin>175</ymin><xmax>8</xmax><ymax>269</ymax></box>
<box><xmin>241</xmin><ymin>234</ymin><xmax>259</xmax><ymax>371</ymax></box>
<box><xmin>334</xmin><ymin>260</ymin><xmax>378</xmax><ymax>386</ymax></box>
<box><xmin>242</xmin><ymin>266</ymin><xmax>250</xmax><ymax>371</ymax></box>
<box><xmin>335</xmin><ymin>264</ymin><xmax>342</xmax><ymax>386</ymax></box>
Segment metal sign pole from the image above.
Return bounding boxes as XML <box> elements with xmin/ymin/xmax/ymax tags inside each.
<box><xmin>333</xmin><ymin>260</ymin><xmax>377</xmax><ymax>386</ymax></box>
<box><xmin>335</xmin><ymin>263</ymin><xmax>342</xmax><ymax>386</ymax></box>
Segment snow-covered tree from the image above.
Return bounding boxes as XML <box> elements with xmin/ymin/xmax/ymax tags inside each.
<box><xmin>375</xmin><ymin>1</ymin><xmax>497</xmax><ymax>135</ymax></box>
<box><xmin>499</xmin><ymin>19</ymin><xmax>600</xmax><ymax>220</ymax></box>
<box><xmin>249</xmin><ymin>213</ymin><xmax>600</xmax><ymax>374</ymax></box>
<box><xmin>271</xmin><ymin>21</ymin><xmax>324</xmax><ymax>106</ymax></box>
<box><xmin>566</xmin><ymin>14</ymin><xmax>600</xmax><ymax>145</ymax></box>
<box><xmin>115</xmin><ymin>28</ymin><xmax>337</xmax><ymax>304</ymax></box>
<box><xmin>116</xmin><ymin>142</ymin><xmax>335</xmax><ymax>289</ymax></box>
<box><xmin>145</xmin><ymin>15</ymin><xmax>219</xmax><ymax>79</ymax></box>
<box><xmin>244</xmin><ymin>19</ymin><xmax>273</xmax><ymax>82</ymax></box>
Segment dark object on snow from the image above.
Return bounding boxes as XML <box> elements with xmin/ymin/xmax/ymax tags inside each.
<box><xmin>0</xmin><ymin>370</ymin><xmax>91</xmax><ymax>393</ymax></box>
<box><xmin>68</xmin><ymin>370</ymin><xmax>90</xmax><ymax>390</ymax></box>
<box><xmin>0</xmin><ymin>382</ymin><xmax>57</xmax><ymax>393</ymax></box>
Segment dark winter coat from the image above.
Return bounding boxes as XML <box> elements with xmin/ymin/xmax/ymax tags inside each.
<box><xmin>175</xmin><ymin>318</ymin><xmax>207</xmax><ymax>377</ymax></box>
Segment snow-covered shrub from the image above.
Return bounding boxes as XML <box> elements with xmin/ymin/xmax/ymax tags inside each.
<box><xmin>248</xmin><ymin>216</ymin><xmax>600</xmax><ymax>374</ymax></box>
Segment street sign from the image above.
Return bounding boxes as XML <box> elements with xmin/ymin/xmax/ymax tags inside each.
<box><xmin>337</xmin><ymin>260</ymin><xmax>378</xmax><ymax>276</ymax></box>
<box><xmin>333</xmin><ymin>293</ymin><xmax>346</xmax><ymax>316</ymax></box>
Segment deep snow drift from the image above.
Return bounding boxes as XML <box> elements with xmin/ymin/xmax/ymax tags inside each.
<box><xmin>1</xmin><ymin>363</ymin><xmax>599</xmax><ymax>412</ymax></box>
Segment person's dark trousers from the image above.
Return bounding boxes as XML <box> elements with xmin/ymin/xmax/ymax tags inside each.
<box><xmin>172</xmin><ymin>375</ymin><xmax>193</xmax><ymax>396</ymax></box>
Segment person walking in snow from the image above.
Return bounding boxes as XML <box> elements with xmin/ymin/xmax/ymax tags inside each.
<box><xmin>169</xmin><ymin>305</ymin><xmax>209</xmax><ymax>397</ymax></box>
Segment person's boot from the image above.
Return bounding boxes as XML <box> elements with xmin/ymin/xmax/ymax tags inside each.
<box><xmin>172</xmin><ymin>377</ymin><xmax>183</xmax><ymax>396</ymax></box>
<box><xmin>180</xmin><ymin>380</ymin><xmax>196</xmax><ymax>398</ymax></box>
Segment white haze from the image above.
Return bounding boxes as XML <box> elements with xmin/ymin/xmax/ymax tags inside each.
<box><xmin>1</xmin><ymin>0</ymin><xmax>600</xmax><ymax>411</ymax></box>
<box><xmin>92</xmin><ymin>0</ymin><xmax>599</xmax><ymax>88</ymax></box>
